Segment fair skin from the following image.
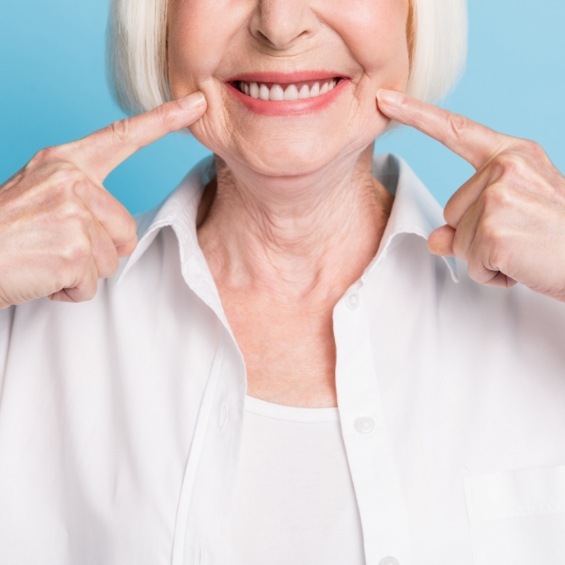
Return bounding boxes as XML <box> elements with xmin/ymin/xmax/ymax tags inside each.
<box><xmin>167</xmin><ymin>0</ymin><xmax>409</xmax><ymax>406</ymax></box>
<box><xmin>1</xmin><ymin>1</ymin><xmax>565</xmax><ymax>406</ymax></box>
<box><xmin>0</xmin><ymin>94</ymin><xmax>206</xmax><ymax>305</ymax></box>
<box><xmin>378</xmin><ymin>90</ymin><xmax>565</xmax><ymax>298</ymax></box>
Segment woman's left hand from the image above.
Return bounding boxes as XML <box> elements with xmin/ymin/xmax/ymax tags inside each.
<box><xmin>377</xmin><ymin>89</ymin><xmax>565</xmax><ymax>302</ymax></box>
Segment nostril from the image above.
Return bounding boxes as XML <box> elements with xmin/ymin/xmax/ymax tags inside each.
<box><xmin>250</xmin><ymin>10</ymin><xmax>317</xmax><ymax>51</ymax></box>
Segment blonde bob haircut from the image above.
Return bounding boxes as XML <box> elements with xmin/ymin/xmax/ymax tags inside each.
<box><xmin>108</xmin><ymin>0</ymin><xmax>468</xmax><ymax>114</ymax></box>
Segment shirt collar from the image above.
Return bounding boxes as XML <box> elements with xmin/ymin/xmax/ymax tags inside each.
<box><xmin>371</xmin><ymin>154</ymin><xmax>459</xmax><ymax>282</ymax></box>
<box><xmin>117</xmin><ymin>156</ymin><xmax>215</xmax><ymax>285</ymax></box>
<box><xmin>117</xmin><ymin>154</ymin><xmax>458</xmax><ymax>285</ymax></box>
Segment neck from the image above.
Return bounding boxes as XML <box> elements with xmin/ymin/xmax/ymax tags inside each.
<box><xmin>197</xmin><ymin>146</ymin><xmax>393</xmax><ymax>302</ymax></box>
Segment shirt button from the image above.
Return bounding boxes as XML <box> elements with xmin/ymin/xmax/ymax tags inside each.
<box><xmin>379</xmin><ymin>558</ymin><xmax>400</xmax><ymax>565</ymax></box>
<box><xmin>354</xmin><ymin>417</ymin><xmax>375</xmax><ymax>434</ymax></box>
<box><xmin>347</xmin><ymin>293</ymin><xmax>360</xmax><ymax>310</ymax></box>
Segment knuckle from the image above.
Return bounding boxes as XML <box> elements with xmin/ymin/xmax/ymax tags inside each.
<box><xmin>488</xmin><ymin>244</ymin><xmax>511</xmax><ymax>275</ymax></box>
<box><xmin>57</xmin><ymin>199</ymin><xmax>91</xmax><ymax>225</ymax></box>
<box><xmin>109</xmin><ymin>118</ymin><xmax>135</xmax><ymax>145</ymax></box>
<box><xmin>467</xmin><ymin>260</ymin><xmax>487</xmax><ymax>284</ymax></box>
<box><xmin>445</xmin><ymin>113</ymin><xmax>468</xmax><ymax>140</ymax></box>
<box><xmin>28</xmin><ymin>146</ymin><xmax>60</xmax><ymax>166</ymax></box>
<box><xmin>58</xmin><ymin>235</ymin><xmax>92</xmax><ymax>266</ymax></box>
<box><xmin>481</xmin><ymin>182</ymin><xmax>511</xmax><ymax>212</ymax></box>
<box><xmin>517</xmin><ymin>138</ymin><xmax>545</xmax><ymax>158</ymax></box>
<box><xmin>24</xmin><ymin>155</ymin><xmax>89</xmax><ymax>200</ymax></box>
<box><xmin>478</xmin><ymin>215</ymin><xmax>500</xmax><ymax>245</ymax></box>
<box><xmin>156</xmin><ymin>102</ymin><xmax>184</xmax><ymax>133</ymax></box>
<box><xmin>49</xmin><ymin>166</ymin><xmax>87</xmax><ymax>193</ymax></box>
<box><xmin>476</xmin><ymin>217</ymin><xmax>509</xmax><ymax>271</ymax></box>
<box><xmin>28</xmin><ymin>145</ymin><xmax>75</xmax><ymax>169</ymax></box>
<box><xmin>154</xmin><ymin>103</ymin><xmax>174</xmax><ymax>127</ymax></box>
<box><xmin>492</xmin><ymin>152</ymin><xmax>525</xmax><ymax>179</ymax></box>
<box><xmin>57</xmin><ymin>282</ymin><xmax>98</xmax><ymax>303</ymax></box>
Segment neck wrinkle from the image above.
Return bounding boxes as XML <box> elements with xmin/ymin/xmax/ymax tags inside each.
<box><xmin>197</xmin><ymin>149</ymin><xmax>394</xmax><ymax>301</ymax></box>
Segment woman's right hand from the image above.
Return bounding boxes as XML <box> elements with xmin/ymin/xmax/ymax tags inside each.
<box><xmin>0</xmin><ymin>92</ymin><xmax>206</xmax><ymax>309</ymax></box>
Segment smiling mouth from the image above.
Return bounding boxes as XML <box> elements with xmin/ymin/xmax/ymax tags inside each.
<box><xmin>232</xmin><ymin>78</ymin><xmax>343</xmax><ymax>102</ymax></box>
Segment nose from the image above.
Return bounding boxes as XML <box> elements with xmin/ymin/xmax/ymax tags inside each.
<box><xmin>250</xmin><ymin>0</ymin><xmax>319</xmax><ymax>50</ymax></box>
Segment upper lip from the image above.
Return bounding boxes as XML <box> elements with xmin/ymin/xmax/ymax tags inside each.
<box><xmin>226</xmin><ymin>71</ymin><xmax>349</xmax><ymax>85</ymax></box>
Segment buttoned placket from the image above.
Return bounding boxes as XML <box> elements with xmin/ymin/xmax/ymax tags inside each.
<box><xmin>124</xmin><ymin>155</ymin><xmax>436</xmax><ymax>564</ymax></box>
<box><xmin>334</xmin><ymin>272</ymin><xmax>412</xmax><ymax>565</ymax></box>
<box><xmin>170</xmin><ymin>249</ymin><xmax>247</xmax><ymax>565</ymax></box>
<box><xmin>169</xmin><ymin>232</ymin><xmax>414</xmax><ymax>564</ymax></box>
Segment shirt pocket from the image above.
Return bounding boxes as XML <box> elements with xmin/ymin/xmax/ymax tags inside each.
<box><xmin>463</xmin><ymin>465</ymin><xmax>565</xmax><ymax>565</ymax></box>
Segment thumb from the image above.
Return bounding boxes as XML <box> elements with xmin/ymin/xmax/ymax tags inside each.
<box><xmin>428</xmin><ymin>225</ymin><xmax>456</xmax><ymax>256</ymax></box>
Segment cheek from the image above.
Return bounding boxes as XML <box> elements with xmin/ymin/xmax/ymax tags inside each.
<box><xmin>167</xmin><ymin>1</ymin><xmax>249</xmax><ymax>96</ymax></box>
<box><xmin>337</xmin><ymin>0</ymin><xmax>411</xmax><ymax>83</ymax></box>
<box><xmin>168</xmin><ymin>22</ymin><xmax>219</xmax><ymax>94</ymax></box>
<box><xmin>167</xmin><ymin>2</ymin><xmax>251</xmax><ymax>153</ymax></box>
<box><xmin>334</xmin><ymin>2</ymin><xmax>411</xmax><ymax>149</ymax></box>
<box><xmin>166</xmin><ymin>0</ymin><xmax>411</xmax><ymax>164</ymax></box>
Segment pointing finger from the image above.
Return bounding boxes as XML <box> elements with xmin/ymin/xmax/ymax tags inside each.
<box><xmin>67</xmin><ymin>92</ymin><xmax>207</xmax><ymax>182</ymax></box>
<box><xmin>376</xmin><ymin>89</ymin><xmax>512</xmax><ymax>170</ymax></box>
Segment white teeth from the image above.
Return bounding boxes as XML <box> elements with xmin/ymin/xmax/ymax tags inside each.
<box><xmin>259</xmin><ymin>83</ymin><xmax>270</xmax><ymax>100</ymax></box>
<box><xmin>298</xmin><ymin>84</ymin><xmax>310</xmax><ymax>99</ymax></box>
<box><xmin>238</xmin><ymin>79</ymin><xmax>339</xmax><ymax>101</ymax></box>
<box><xmin>284</xmin><ymin>84</ymin><xmax>299</xmax><ymax>101</ymax></box>
<box><xmin>271</xmin><ymin>84</ymin><xmax>284</xmax><ymax>101</ymax></box>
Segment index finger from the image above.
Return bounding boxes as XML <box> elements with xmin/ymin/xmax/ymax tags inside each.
<box><xmin>376</xmin><ymin>89</ymin><xmax>512</xmax><ymax>170</ymax></box>
<box><xmin>68</xmin><ymin>92</ymin><xmax>207</xmax><ymax>182</ymax></box>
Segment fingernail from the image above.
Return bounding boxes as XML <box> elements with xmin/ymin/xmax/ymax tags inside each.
<box><xmin>377</xmin><ymin>89</ymin><xmax>404</xmax><ymax>106</ymax></box>
<box><xmin>178</xmin><ymin>91</ymin><xmax>206</xmax><ymax>111</ymax></box>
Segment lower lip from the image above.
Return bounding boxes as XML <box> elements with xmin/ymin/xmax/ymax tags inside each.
<box><xmin>226</xmin><ymin>79</ymin><xmax>349</xmax><ymax>117</ymax></box>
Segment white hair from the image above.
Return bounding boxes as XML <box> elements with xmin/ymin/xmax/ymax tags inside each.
<box><xmin>107</xmin><ymin>0</ymin><xmax>170</xmax><ymax>113</ymax></box>
<box><xmin>407</xmin><ymin>0</ymin><xmax>468</xmax><ymax>102</ymax></box>
<box><xmin>107</xmin><ymin>0</ymin><xmax>468</xmax><ymax>113</ymax></box>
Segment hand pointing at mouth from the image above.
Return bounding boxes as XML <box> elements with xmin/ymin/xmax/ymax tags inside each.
<box><xmin>0</xmin><ymin>92</ymin><xmax>207</xmax><ymax>308</ymax></box>
<box><xmin>377</xmin><ymin>89</ymin><xmax>565</xmax><ymax>303</ymax></box>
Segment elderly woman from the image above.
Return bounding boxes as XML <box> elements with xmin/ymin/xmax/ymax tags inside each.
<box><xmin>1</xmin><ymin>0</ymin><xmax>565</xmax><ymax>563</ymax></box>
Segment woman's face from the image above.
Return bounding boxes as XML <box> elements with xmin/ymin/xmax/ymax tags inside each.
<box><xmin>168</xmin><ymin>0</ymin><xmax>410</xmax><ymax>177</ymax></box>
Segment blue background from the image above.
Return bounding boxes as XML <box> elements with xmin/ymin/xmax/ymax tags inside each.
<box><xmin>1</xmin><ymin>1</ymin><xmax>563</xmax><ymax>213</ymax></box>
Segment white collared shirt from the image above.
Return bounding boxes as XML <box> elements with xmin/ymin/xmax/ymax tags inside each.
<box><xmin>1</xmin><ymin>155</ymin><xmax>565</xmax><ymax>565</ymax></box>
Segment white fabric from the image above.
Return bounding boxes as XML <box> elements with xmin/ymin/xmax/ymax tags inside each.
<box><xmin>229</xmin><ymin>394</ymin><xmax>364</xmax><ymax>565</ymax></box>
<box><xmin>1</xmin><ymin>154</ymin><xmax>565</xmax><ymax>565</ymax></box>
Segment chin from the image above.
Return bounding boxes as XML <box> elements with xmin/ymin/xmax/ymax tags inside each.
<box><xmin>238</xmin><ymin>140</ymin><xmax>343</xmax><ymax>178</ymax></box>
<box><xmin>190</xmin><ymin>103</ymin><xmax>389</xmax><ymax>180</ymax></box>
<box><xmin>240</xmin><ymin>129</ymin><xmax>385</xmax><ymax>179</ymax></box>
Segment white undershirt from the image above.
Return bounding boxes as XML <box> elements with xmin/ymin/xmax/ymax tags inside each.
<box><xmin>228</xmin><ymin>395</ymin><xmax>366</xmax><ymax>565</ymax></box>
